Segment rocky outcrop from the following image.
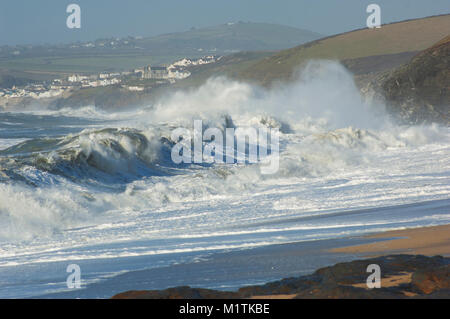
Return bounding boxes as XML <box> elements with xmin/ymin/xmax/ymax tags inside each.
<box><xmin>378</xmin><ymin>35</ymin><xmax>450</xmax><ymax>124</ymax></box>
<box><xmin>112</xmin><ymin>254</ymin><xmax>450</xmax><ymax>299</ymax></box>
<box><xmin>112</xmin><ymin>287</ymin><xmax>239</xmax><ymax>299</ymax></box>
<box><xmin>411</xmin><ymin>265</ymin><xmax>450</xmax><ymax>294</ymax></box>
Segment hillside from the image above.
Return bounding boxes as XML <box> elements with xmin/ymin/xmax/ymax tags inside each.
<box><xmin>138</xmin><ymin>22</ymin><xmax>322</xmax><ymax>53</ymax></box>
<box><xmin>0</xmin><ymin>22</ymin><xmax>321</xmax><ymax>87</ymax></box>
<box><xmin>378</xmin><ymin>35</ymin><xmax>450</xmax><ymax>124</ymax></box>
<box><xmin>5</xmin><ymin>15</ymin><xmax>449</xmax><ymax>117</ymax></box>
<box><xmin>236</xmin><ymin>15</ymin><xmax>450</xmax><ymax>85</ymax></box>
<box><xmin>172</xmin><ymin>51</ymin><xmax>274</xmax><ymax>88</ymax></box>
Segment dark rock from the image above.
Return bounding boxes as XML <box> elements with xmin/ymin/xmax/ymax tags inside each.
<box><xmin>411</xmin><ymin>264</ymin><xmax>450</xmax><ymax>294</ymax></box>
<box><xmin>293</xmin><ymin>284</ymin><xmax>406</xmax><ymax>299</ymax></box>
<box><xmin>112</xmin><ymin>255</ymin><xmax>450</xmax><ymax>299</ymax></box>
<box><xmin>378</xmin><ymin>35</ymin><xmax>450</xmax><ymax>124</ymax></box>
<box><xmin>112</xmin><ymin>286</ymin><xmax>239</xmax><ymax>299</ymax></box>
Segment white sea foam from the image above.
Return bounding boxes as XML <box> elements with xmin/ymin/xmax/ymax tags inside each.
<box><xmin>0</xmin><ymin>60</ymin><xmax>448</xmax><ymax>243</ymax></box>
<box><xmin>0</xmin><ymin>138</ymin><xmax>29</xmax><ymax>150</ymax></box>
<box><xmin>0</xmin><ymin>60</ymin><xmax>449</xmax><ymax>297</ymax></box>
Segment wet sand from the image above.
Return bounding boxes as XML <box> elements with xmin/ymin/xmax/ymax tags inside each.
<box><xmin>39</xmin><ymin>224</ymin><xmax>450</xmax><ymax>298</ymax></box>
<box><xmin>331</xmin><ymin>224</ymin><xmax>450</xmax><ymax>256</ymax></box>
<box><xmin>251</xmin><ymin>224</ymin><xmax>450</xmax><ymax>299</ymax></box>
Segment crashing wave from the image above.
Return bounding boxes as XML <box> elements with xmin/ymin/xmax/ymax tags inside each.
<box><xmin>0</xmin><ymin>128</ymin><xmax>175</xmax><ymax>185</ymax></box>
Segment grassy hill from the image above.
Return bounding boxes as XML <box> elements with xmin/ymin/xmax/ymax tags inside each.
<box><xmin>0</xmin><ymin>22</ymin><xmax>321</xmax><ymax>87</ymax></box>
<box><xmin>173</xmin><ymin>51</ymin><xmax>275</xmax><ymax>88</ymax></box>
<box><xmin>138</xmin><ymin>22</ymin><xmax>322</xmax><ymax>53</ymax></box>
<box><xmin>235</xmin><ymin>14</ymin><xmax>450</xmax><ymax>85</ymax></box>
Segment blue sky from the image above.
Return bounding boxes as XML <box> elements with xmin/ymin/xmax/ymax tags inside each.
<box><xmin>0</xmin><ymin>0</ymin><xmax>449</xmax><ymax>45</ymax></box>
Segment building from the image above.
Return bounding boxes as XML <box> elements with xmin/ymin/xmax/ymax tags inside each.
<box><xmin>141</xmin><ymin>65</ymin><xmax>169</xmax><ymax>79</ymax></box>
<box><xmin>68</xmin><ymin>74</ymin><xmax>89</xmax><ymax>83</ymax></box>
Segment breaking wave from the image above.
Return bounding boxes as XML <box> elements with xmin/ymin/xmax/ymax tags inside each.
<box><xmin>0</xmin><ymin>60</ymin><xmax>448</xmax><ymax>242</ymax></box>
<box><xmin>0</xmin><ymin>127</ymin><xmax>178</xmax><ymax>186</ymax></box>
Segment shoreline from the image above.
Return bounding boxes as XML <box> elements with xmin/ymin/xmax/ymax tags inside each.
<box><xmin>248</xmin><ymin>224</ymin><xmax>450</xmax><ymax>299</ymax></box>
<box><xmin>330</xmin><ymin>224</ymin><xmax>450</xmax><ymax>257</ymax></box>
<box><xmin>34</xmin><ymin>223</ymin><xmax>450</xmax><ymax>299</ymax></box>
<box><xmin>112</xmin><ymin>224</ymin><xmax>450</xmax><ymax>299</ymax></box>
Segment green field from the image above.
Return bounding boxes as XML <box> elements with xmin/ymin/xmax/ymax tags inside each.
<box><xmin>0</xmin><ymin>53</ymin><xmax>186</xmax><ymax>88</ymax></box>
<box><xmin>0</xmin><ymin>21</ymin><xmax>323</xmax><ymax>88</ymax></box>
<box><xmin>0</xmin><ymin>54</ymin><xmax>184</xmax><ymax>75</ymax></box>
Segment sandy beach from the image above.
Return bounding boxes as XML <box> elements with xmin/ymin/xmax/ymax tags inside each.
<box><xmin>37</xmin><ymin>222</ymin><xmax>450</xmax><ymax>298</ymax></box>
<box><xmin>249</xmin><ymin>224</ymin><xmax>450</xmax><ymax>299</ymax></box>
<box><xmin>331</xmin><ymin>224</ymin><xmax>450</xmax><ymax>256</ymax></box>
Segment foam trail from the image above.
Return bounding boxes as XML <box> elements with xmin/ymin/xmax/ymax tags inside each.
<box><xmin>0</xmin><ymin>60</ymin><xmax>449</xmax><ymax>298</ymax></box>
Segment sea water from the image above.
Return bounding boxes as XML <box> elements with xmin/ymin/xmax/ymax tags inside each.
<box><xmin>0</xmin><ymin>61</ymin><xmax>448</xmax><ymax>298</ymax></box>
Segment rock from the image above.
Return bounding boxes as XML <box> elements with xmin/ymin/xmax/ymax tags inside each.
<box><xmin>411</xmin><ymin>265</ymin><xmax>450</xmax><ymax>294</ymax></box>
<box><xmin>112</xmin><ymin>255</ymin><xmax>450</xmax><ymax>299</ymax></box>
<box><xmin>378</xmin><ymin>35</ymin><xmax>450</xmax><ymax>124</ymax></box>
<box><xmin>293</xmin><ymin>283</ymin><xmax>406</xmax><ymax>299</ymax></box>
<box><xmin>112</xmin><ymin>286</ymin><xmax>239</xmax><ymax>299</ymax></box>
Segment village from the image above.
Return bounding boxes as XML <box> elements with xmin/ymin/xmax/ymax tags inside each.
<box><xmin>0</xmin><ymin>55</ymin><xmax>219</xmax><ymax>101</ymax></box>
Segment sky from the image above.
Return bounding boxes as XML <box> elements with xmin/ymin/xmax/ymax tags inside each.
<box><xmin>0</xmin><ymin>0</ymin><xmax>449</xmax><ymax>46</ymax></box>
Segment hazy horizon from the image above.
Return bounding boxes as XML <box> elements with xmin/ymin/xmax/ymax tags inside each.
<box><xmin>0</xmin><ymin>0</ymin><xmax>449</xmax><ymax>46</ymax></box>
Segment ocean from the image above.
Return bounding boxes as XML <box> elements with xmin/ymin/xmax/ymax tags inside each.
<box><xmin>0</xmin><ymin>61</ymin><xmax>449</xmax><ymax>298</ymax></box>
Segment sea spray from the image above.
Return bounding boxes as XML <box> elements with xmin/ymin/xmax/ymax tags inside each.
<box><xmin>0</xmin><ymin>60</ymin><xmax>448</xmax><ymax>250</ymax></box>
